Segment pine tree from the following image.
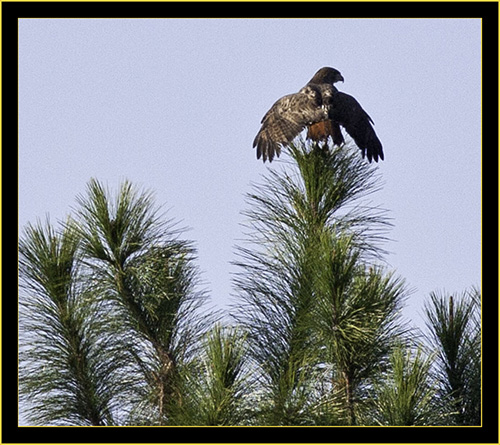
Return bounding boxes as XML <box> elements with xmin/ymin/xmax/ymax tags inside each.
<box><xmin>233</xmin><ymin>141</ymin><xmax>408</xmax><ymax>425</ymax></box>
<box><xmin>19</xmin><ymin>218</ymin><xmax>123</xmax><ymax>425</ymax></box>
<box><xmin>19</xmin><ymin>148</ymin><xmax>480</xmax><ymax>426</ymax></box>
<box><xmin>369</xmin><ymin>342</ymin><xmax>451</xmax><ymax>425</ymax></box>
<box><xmin>171</xmin><ymin>324</ymin><xmax>249</xmax><ymax>425</ymax></box>
<box><xmin>424</xmin><ymin>287</ymin><xmax>481</xmax><ymax>425</ymax></box>
<box><xmin>19</xmin><ymin>179</ymin><xmax>211</xmax><ymax>425</ymax></box>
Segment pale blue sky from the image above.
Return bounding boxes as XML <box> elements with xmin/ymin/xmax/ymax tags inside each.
<box><xmin>19</xmin><ymin>18</ymin><xmax>481</xmax><ymax>329</ymax></box>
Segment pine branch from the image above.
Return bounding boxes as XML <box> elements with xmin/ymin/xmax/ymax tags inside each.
<box><xmin>74</xmin><ymin>179</ymin><xmax>212</xmax><ymax>424</ymax></box>
<box><xmin>232</xmin><ymin>139</ymin><xmax>405</xmax><ymax>425</ymax></box>
<box><xmin>19</xmin><ymin>218</ymin><xmax>119</xmax><ymax>425</ymax></box>
<box><xmin>369</xmin><ymin>343</ymin><xmax>451</xmax><ymax>425</ymax></box>
<box><xmin>424</xmin><ymin>287</ymin><xmax>481</xmax><ymax>425</ymax></box>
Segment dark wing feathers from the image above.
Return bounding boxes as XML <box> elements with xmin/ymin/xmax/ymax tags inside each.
<box><xmin>253</xmin><ymin>75</ymin><xmax>384</xmax><ymax>163</ymax></box>
<box><xmin>328</xmin><ymin>92</ymin><xmax>384</xmax><ymax>163</ymax></box>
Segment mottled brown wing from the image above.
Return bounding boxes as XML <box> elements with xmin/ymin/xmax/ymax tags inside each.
<box><xmin>253</xmin><ymin>87</ymin><xmax>326</xmax><ymax>162</ymax></box>
<box><xmin>329</xmin><ymin>91</ymin><xmax>384</xmax><ymax>163</ymax></box>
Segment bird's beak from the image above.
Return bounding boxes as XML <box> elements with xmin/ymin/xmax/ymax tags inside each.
<box><xmin>338</xmin><ymin>75</ymin><xmax>344</xmax><ymax>83</ymax></box>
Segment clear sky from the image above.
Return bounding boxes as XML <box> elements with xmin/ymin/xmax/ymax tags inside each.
<box><xmin>19</xmin><ymin>18</ymin><xmax>481</xmax><ymax>330</ymax></box>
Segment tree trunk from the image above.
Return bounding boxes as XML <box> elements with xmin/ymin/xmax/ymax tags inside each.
<box><xmin>343</xmin><ymin>371</ymin><xmax>356</xmax><ymax>425</ymax></box>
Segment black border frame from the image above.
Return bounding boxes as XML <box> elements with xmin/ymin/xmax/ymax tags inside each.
<box><xmin>5</xmin><ymin>2</ymin><xmax>498</xmax><ymax>444</ymax></box>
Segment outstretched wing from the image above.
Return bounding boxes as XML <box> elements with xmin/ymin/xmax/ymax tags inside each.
<box><xmin>253</xmin><ymin>86</ymin><xmax>327</xmax><ymax>162</ymax></box>
<box><xmin>329</xmin><ymin>92</ymin><xmax>384</xmax><ymax>163</ymax></box>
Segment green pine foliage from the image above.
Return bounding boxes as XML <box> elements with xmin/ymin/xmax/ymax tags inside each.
<box><xmin>19</xmin><ymin>218</ymin><xmax>121</xmax><ymax>425</ymax></box>
<box><xmin>73</xmin><ymin>179</ymin><xmax>211</xmax><ymax>425</ymax></box>
<box><xmin>233</xmin><ymin>142</ymin><xmax>408</xmax><ymax>425</ymax></box>
<box><xmin>19</xmin><ymin>140</ymin><xmax>481</xmax><ymax>426</ymax></box>
<box><xmin>19</xmin><ymin>180</ymin><xmax>212</xmax><ymax>425</ymax></box>
<box><xmin>171</xmin><ymin>324</ymin><xmax>249</xmax><ymax>425</ymax></box>
<box><xmin>369</xmin><ymin>343</ymin><xmax>451</xmax><ymax>425</ymax></box>
<box><xmin>424</xmin><ymin>287</ymin><xmax>481</xmax><ymax>425</ymax></box>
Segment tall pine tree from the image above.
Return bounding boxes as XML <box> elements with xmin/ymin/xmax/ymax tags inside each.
<box><xmin>233</xmin><ymin>141</ymin><xmax>409</xmax><ymax>425</ymax></box>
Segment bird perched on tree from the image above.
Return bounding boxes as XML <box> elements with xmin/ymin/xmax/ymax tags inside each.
<box><xmin>253</xmin><ymin>67</ymin><xmax>384</xmax><ymax>163</ymax></box>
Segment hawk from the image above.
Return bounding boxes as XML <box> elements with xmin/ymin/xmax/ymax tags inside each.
<box><xmin>253</xmin><ymin>67</ymin><xmax>384</xmax><ymax>163</ymax></box>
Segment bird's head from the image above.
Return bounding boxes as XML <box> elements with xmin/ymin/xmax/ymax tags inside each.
<box><xmin>309</xmin><ymin>67</ymin><xmax>344</xmax><ymax>85</ymax></box>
